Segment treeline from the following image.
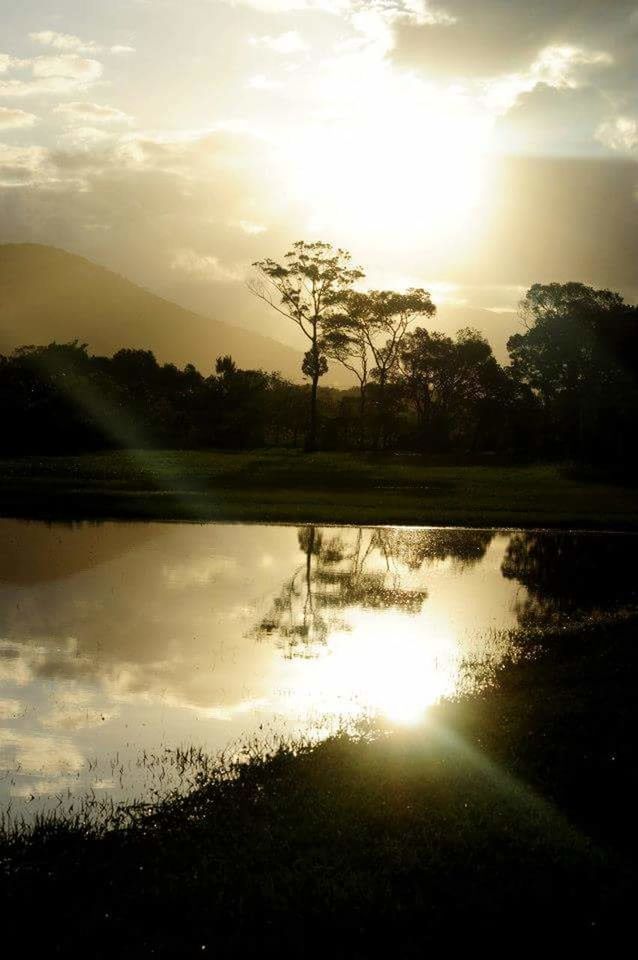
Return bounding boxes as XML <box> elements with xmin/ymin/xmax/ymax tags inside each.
<box><xmin>0</xmin><ymin>347</ymin><xmax>309</xmax><ymax>453</ymax></box>
<box><xmin>248</xmin><ymin>241</ymin><xmax>638</xmax><ymax>463</ymax></box>
<box><xmin>0</xmin><ymin>333</ymin><xmax>534</xmax><ymax>456</ymax></box>
<box><xmin>1</xmin><ymin>267</ymin><xmax>637</xmax><ymax>466</ymax></box>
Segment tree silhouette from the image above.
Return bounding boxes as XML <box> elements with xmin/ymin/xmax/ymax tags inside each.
<box><xmin>323</xmin><ymin>305</ymin><xmax>370</xmax><ymax>446</ymax></box>
<box><xmin>249</xmin><ymin>241</ymin><xmax>364</xmax><ymax>451</ymax></box>
<box><xmin>398</xmin><ymin>327</ymin><xmax>507</xmax><ymax>452</ymax></box>
<box><xmin>508</xmin><ymin>283</ymin><xmax>638</xmax><ymax>462</ymax></box>
<box><xmin>322</xmin><ymin>288</ymin><xmax>435</xmax><ymax>448</ymax></box>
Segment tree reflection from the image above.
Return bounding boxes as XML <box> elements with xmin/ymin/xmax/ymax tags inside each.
<box><xmin>254</xmin><ymin>526</ymin><xmax>495</xmax><ymax>657</ymax></box>
<box><xmin>373</xmin><ymin>527</ymin><xmax>495</xmax><ymax>571</ymax></box>
<box><xmin>502</xmin><ymin>532</ymin><xmax>638</xmax><ymax>626</ymax></box>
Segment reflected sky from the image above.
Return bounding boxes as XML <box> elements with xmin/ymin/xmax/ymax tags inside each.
<box><xmin>1</xmin><ymin>520</ymin><xmax>635</xmax><ymax>820</ymax></box>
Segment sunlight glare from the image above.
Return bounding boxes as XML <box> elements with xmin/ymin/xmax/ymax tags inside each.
<box><xmin>280</xmin><ymin>59</ymin><xmax>492</xmax><ymax>258</ymax></box>
<box><xmin>287</xmin><ymin>609</ymin><xmax>460</xmax><ymax>728</ymax></box>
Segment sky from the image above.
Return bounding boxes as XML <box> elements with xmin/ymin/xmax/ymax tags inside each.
<box><xmin>1</xmin><ymin>0</ymin><xmax>637</xmax><ymax>355</ymax></box>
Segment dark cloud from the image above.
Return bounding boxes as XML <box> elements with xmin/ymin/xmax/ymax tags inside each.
<box><xmin>493</xmin><ymin>83</ymin><xmax>610</xmax><ymax>155</ymax></box>
<box><xmin>394</xmin><ymin>1</ymin><xmax>638</xmax><ymax>78</ymax></box>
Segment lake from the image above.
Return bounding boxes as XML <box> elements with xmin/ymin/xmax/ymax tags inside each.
<box><xmin>1</xmin><ymin>520</ymin><xmax>636</xmax><ymax>822</ymax></box>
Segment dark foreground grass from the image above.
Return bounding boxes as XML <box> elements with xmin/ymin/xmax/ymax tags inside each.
<box><xmin>1</xmin><ymin>449</ymin><xmax>637</xmax><ymax>528</ymax></box>
<box><xmin>2</xmin><ymin>613</ymin><xmax>637</xmax><ymax>956</ymax></box>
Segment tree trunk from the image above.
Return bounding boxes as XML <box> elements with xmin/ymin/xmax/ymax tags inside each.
<box><xmin>359</xmin><ymin>383</ymin><xmax>366</xmax><ymax>449</ymax></box>
<box><xmin>376</xmin><ymin>372</ymin><xmax>387</xmax><ymax>450</ymax></box>
<box><xmin>307</xmin><ymin>371</ymin><xmax>319</xmax><ymax>452</ymax></box>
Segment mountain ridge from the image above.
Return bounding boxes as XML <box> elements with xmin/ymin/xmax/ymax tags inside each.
<box><xmin>0</xmin><ymin>243</ymin><xmax>304</xmax><ymax>379</ymax></box>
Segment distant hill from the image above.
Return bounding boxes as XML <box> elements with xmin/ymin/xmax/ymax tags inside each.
<box><xmin>0</xmin><ymin>244</ymin><xmax>304</xmax><ymax>378</ymax></box>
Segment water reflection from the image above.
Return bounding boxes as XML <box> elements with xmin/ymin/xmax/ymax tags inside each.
<box><xmin>255</xmin><ymin>528</ymin><xmax>432</xmax><ymax>655</ymax></box>
<box><xmin>502</xmin><ymin>531</ymin><xmax>638</xmax><ymax>626</ymax></box>
<box><xmin>0</xmin><ymin>520</ymin><xmax>634</xmax><ymax>819</ymax></box>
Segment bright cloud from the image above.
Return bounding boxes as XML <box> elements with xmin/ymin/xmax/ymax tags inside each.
<box><xmin>485</xmin><ymin>44</ymin><xmax>613</xmax><ymax>114</ymax></box>
<box><xmin>0</xmin><ymin>728</ymin><xmax>85</xmax><ymax>777</ymax></box>
<box><xmin>250</xmin><ymin>30</ymin><xmax>308</xmax><ymax>53</ymax></box>
<box><xmin>30</xmin><ymin>31</ymin><xmax>135</xmax><ymax>56</ymax></box>
<box><xmin>54</xmin><ymin>101</ymin><xmax>133</xmax><ymax>124</ymax></box>
<box><xmin>0</xmin><ymin>106</ymin><xmax>37</xmax><ymax>128</ymax></box>
<box><xmin>0</xmin><ymin>53</ymin><xmax>104</xmax><ymax>97</ymax></box>
<box><xmin>596</xmin><ymin>115</ymin><xmax>638</xmax><ymax>153</ymax></box>
<box><xmin>30</xmin><ymin>30</ymin><xmax>100</xmax><ymax>53</ymax></box>
<box><xmin>32</xmin><ymin>55</ymin><xmax>103</xmax><ymax>81</ymax></box>
<box><xmin>246</xmin><ymin>73</ymin><xmax>282</xmax><ymax>90</ymax></box>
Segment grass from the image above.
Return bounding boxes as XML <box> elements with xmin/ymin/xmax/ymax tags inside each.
<box><xmin>1</xmin><ymin>448</ymin><xmax>637</xmax><ymax>528</ymax></box>
<box><xmin>2</xmin><ymin>612</ymin><xmax>637</xmax><ymax>955</ymax></box>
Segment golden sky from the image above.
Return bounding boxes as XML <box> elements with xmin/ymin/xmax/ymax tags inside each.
<box><xmin>1</xmin><ymin>1</ymin><xmax>637</xmax><ymax>354</ymax></box>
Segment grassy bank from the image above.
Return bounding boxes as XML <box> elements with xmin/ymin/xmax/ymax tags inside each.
<box><xmin>2</xmin><ymin>613</ymin><xmax>636</xmax><ymax>955</ymax></box>
<box><xmin>1</xmin><ymin>449</ymin><xmax>637</xmax><ymax>528</ymax></box>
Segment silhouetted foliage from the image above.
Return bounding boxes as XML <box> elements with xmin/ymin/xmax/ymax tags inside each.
<box><xmin>1</xmin><ymin>279</ymin><xmax>636</xmax><ymax>466</ymax></box>
<box><xmin>325</xmin><ymin>288</ymin><xmax>436</xmax><ymax>448</ymax></box>
<box><xmin>250</xmin><ymin>241</ymin><xmax>364</xmax><ymax>451</ymax></box>
<box><xmin>507</xmin><ymin>282</ymin><xmax>638</xmax><ymax>463</ymax></box>
<box><xmin>0</xmin><ymin>342</ymin><xmax>306</xmax><ymax>454</ymax></box>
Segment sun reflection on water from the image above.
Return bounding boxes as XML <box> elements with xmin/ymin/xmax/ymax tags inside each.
<box><xmin>283</xmin><ymin>609</ymin><xmax>461</xmax><ymax>729</ymax></box>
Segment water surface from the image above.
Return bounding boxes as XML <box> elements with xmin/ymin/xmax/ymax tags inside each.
<box><xmin>1</xmin><ymin>520</ymin><xmax>635</xmax><ymax>820</ymax></box>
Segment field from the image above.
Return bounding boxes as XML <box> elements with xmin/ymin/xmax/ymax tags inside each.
<box><xmin>2</xmin><ymin>612</ymin><xmax>636</xmax><ymax>954</ymax></box>
<box><xmin>1</xmin><ymin>449</ymin><xmax>637</xmax><ymax>528</ymax></box>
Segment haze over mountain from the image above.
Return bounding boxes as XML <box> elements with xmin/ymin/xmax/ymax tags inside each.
<box><xmin>0</xmin><ymin>244</ymin><xmax>304</xmax><ymax>379</ymax></box>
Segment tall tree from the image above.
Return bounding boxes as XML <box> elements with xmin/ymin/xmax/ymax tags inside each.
<box><xmin>398</xmin><ymin>327</ymin><xmax>504</xmax><ymax>452</ymax></box>
<box><xmin>360</xmin><ymin>289</ymin><xmax>435</xmax><ymax>447</ymax></box>
<box><xmin>323</xmin><ymin>301</ymin><xmax>370</xmax><ymax>446</ymax></box>
<box><xmin>507</xmin><ymin>282</ymin><xmax>638</xmax><ymax>460</ymax></box>
<box><xmin>249</xmin><ymin>241</ymin><xmax>364</xmax><ymax>451</ymax></box>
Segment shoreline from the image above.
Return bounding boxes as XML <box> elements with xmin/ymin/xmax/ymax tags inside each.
<box><xmin>1</xmin><ymin>449</ymin><xmax>637</xmax><ymax>529</ymax></box>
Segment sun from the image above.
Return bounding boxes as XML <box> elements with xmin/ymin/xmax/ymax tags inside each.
<box><xmin>279</xmin><ymin>56</ymin><xmax>492</xmax><ymax>262</ymax></box>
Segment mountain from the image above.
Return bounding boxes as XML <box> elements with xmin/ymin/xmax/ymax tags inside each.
<box><xmin>0</xmin><ymin>244</ymin><xmax>304</xmax><ymax>378</ymax></box>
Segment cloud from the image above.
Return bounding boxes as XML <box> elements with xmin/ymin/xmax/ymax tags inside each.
<box><xmin>29</xmin><ymin>31</ymin><xmax>136</xmax><ymax>56</ymax></box>
<box><xmin>54</xmin><ymin>101</ymin><xmax>133</xmax><ymax>124</ymax></box>
<box><xmin>0</xmin><ymin>54</ymin><xmax>24</xmax><ymax>74</ymax></box>
<box><xmin>0</xmin><ymin>122</ymin><xmax>290</xmax><ymax>301</ymax></box>
<box><xmin>249</xmin><ymin>31</ymin><xmax>308</xmax><ymax>54</ymax></box>
<box><xmin>493</xmin><ymin>83</ymin><xmax>610</xmax><ymax>155</ymax></box>
<box><xmin>596</xmin><ymin>116</ymin><xmax>638</xmax><ymax>154</ymax></box>
<box><xmin>226</xmin><ymin>0</ymin><xmax>349</xmax><ymax>11</ymax></box>
<box><xmin>0</xmin><ymin>698</ymin><xmax>25</xmax><ymax>720</ymax></box>
<box><xmin>392</xmin><ymin>0</ymin><xmax>637</xmax><ymax>77</ymax></box>
<box><xmin>29</xmin><ymin>31</ymin><xmax>100</xmax><ymax>54</ymax></box>
<box><xmin>41</xmin><ymin>689</ymin><xmax>118</xmax><ymax>731</ymax></box>
<box><xmin>228</xmin><ymin>0</ymin><xmax>450</xmax><ymax>18</ymax></box>
<box><xmin>0</xmin><ymin>53</ymin><xmax>104</xmax><ymax>97</ymax></box>
<box><xmin>0</xmin><ymin>143</ymin><xmax>52</xmax><ymax>186</ymax></box>
<box><xmin>57</xmin><ymin>125</ymin><xmax>114</xmax><ymax>150</ymax></box>
<box><xmin>0</xmin><ymin>106</ymin><xmax>37</xmax><ymax>129</ymax></box>
<box><xmin>236</xmin><ymin>219</ymin><xmax>267</xmax><ymax>235</ymax></box>
<box><xmin>0</xmin><ymin>728</ymin><xmax>85</xmax><ymax>777</ymax></box>
<box><xmin>32</xmin><ymin>55</ymin><xmax>103</xmax><ymax>81</ymax></box>
<box><xmin>246</xmin><ymin>73</ymin><xmax>283</xmax><ymax>90</ymax></box>
<box><xmin>172</xmin><ymin>248</ymin><xmax>243</xmax><ymax>282</ymax></box>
